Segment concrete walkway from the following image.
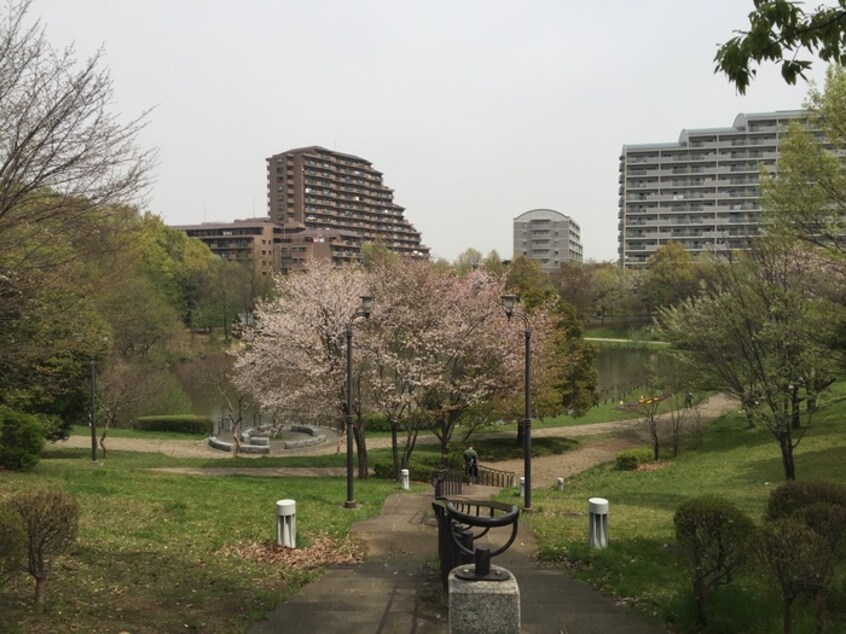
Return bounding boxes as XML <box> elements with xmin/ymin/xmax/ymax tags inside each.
<box><xmin>248</xmin><ymin>488</ymin><xmax>668</xmax><ymax>634</ymax></box>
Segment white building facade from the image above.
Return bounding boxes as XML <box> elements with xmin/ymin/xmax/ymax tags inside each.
<box><xmin>513</xmin><ymin>208</ymin><xmax>583</xmax><ymax>273</ymax></box>
<box><xmin>618</xmin><ymin>110</ymin><xmax>806</xmax><ymax>267</ymax></box>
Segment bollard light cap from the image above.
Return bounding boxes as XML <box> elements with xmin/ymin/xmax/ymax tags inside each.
<box><xmin>588</xmin><ymin>497</ymin><xmax>609</xmax><ymax>514</ymax></box>
<box><xmin>276</xmin><ymin>499</ymin><xmax>296</xmax><ymax>515</ymax></box>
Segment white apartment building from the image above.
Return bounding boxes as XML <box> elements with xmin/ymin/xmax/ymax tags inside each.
<box><xmin>513</xmin><ymin>208</ymin><xmax>583</xmax><ymax>273</ymax></box>
<box><xmin>618</xmin><ymin>110</ymin><xmax>806</xmax><ymax>267</ymax></box>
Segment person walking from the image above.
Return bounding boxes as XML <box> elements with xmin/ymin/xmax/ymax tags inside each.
<box><xmin>463</xmin><ymin>445</ymin><xmax>479</xmax><ymax>483</ymax></box>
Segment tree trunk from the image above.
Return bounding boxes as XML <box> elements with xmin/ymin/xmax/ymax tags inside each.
<box><xmin>778</xmin><ymin>430</ymin><xmax>796</xmax><ymax>481</ymax></box>
<box><xmin>99</xmin><ymin>429</ymin><xmax>108</xmax><ymax>459</ymax></box>
<box><xmin>693</xmin><ymin>573</ymin><xmax>707</xmax><ymax>627</ymax></box>
<box><xmin>401</xmin><ymin>426</ymin><xmax>419</xmax><ymax>470</ymax></box>
<box><xmin>515</xmin><ymin>418</ymin><xmax>524</xmax><ymax>446</ymax></box>
<box><xmin>783</xmin><ymin>596</ymin><xmax>794</xmax><ymax>634</ymax></box>
<box><xmin>34</xmin><ymin>575</ymin><xmax>46</xmax><ymax>610</ymax></box>
<box><xmin>791</xmin><ymin>388</ymin><xmax>801</xmax><ymax>430</ymax></box>
<box><xmin>390</xmin><ymin>422</ymin><xmax>400</xmax><ymax>481</ymax></box>
<box><xmin>231</xmin><ymin>421</ymin><xmax>241</xmax><ymax>458</ymax></box>
<box><xmin>648</xmin><ymin>418</ymin><xmax>660</xmax><ymax>461</ymax></box>
<box><xmin>353</xmin><ymin>425</ymin><xmax>368</xmax><ymax>479</ymax></box>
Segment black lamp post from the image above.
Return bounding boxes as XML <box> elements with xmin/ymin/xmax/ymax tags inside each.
<box><xmin>89</xmin><ymin>356</ymin><xmax>98</xmax><ymax>462</ymax></box>
<box><xmin>501</xmin><ymin>294</ymin><xmax>533</xmax><ymax>510</ymax></box>
<box><xmin>344</xmin><ymin>295</ymin><xmax>374</xmax><ymax>509</ymax></box>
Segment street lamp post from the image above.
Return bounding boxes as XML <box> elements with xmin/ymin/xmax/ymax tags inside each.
<box><xmin>344</xmin><ymin>295</ymin><xmax>374</xmax><ymax>509</ymax></box>
<box><xmin>89</xmin><ymin>356</ymin><xmax>97</xmax><ymax>462</ymax></box>
<box><xmin>501</xmin><ymin>294</ymin><xmax>533</xmax><ymax>510</ymax></box>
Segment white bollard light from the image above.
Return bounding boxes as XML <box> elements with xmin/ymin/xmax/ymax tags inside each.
<box><xmin>276</xmin><ymin>499</ymin><xmax>296</xmax><ymax>548</ymax></box>
<box><xmin>400</xmin><ymin>468</ymin><xmax>410</xmax><ymax>490</ymax></box>
<box><xmin>588</xmin><ymin>497</ymin><xmax>609</xmax><ymax>549</ymax></box>
<box><xmin>519</xmin><ymin>476</ymin><xmax>525</xmax><ymax>498</ymax></box>
<box><xmin>557</xmin><ymin>477</ymin><xmax>565</xmax><ymax>491</ymax></box>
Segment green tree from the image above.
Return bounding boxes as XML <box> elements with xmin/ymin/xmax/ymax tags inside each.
<box><xmin>481</xmin><ymin>250</ymin><xmax>507</xmax><ymax>276</ymax></box>
<box><xmin>505</xmin><ymin>256</ymin><xmax>556</xmax><ymax>309</ymax></box>
<box><xmin>658</xmin><ymin>240</ymin><xmax>841</xmax><ymax>480</ymax></box>
<box><xmin>454</xmin><ymin>247</ymin><xmax>483</xmax><ymax>274</ymax></box>
<box><xmin>551</xmin><ymin>262</ymin><xmax>595</xmax><ymax>321</ymax></box>
<box><xmin>715</xmin><ymin>1</ymin><xmax>846</xmax><ymax>94</ymax></box>
<box><xmin>762</xmin><ymin>65</ymin><xmax>846</xmax><ymax>259</ymax></box>
<box><xmin>639</xmin><ymin>242</ymin><xmax>700</xmax><ymax>317</ymax></box>
<box><xmin>0</xmin><ymin>0</ymin><xmax>153</xmax><ymax>276</ymax></box>
<box><xmin>592</xmin><ymin>262</ymin><xmax>623</xmax><ymax>325</ymax></box>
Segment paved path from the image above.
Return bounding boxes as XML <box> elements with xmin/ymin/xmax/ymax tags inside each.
<box><xmin>248</xmin><ymin>489</ymin><xmax>668</xmax><ymax>633</ymax></box>
<box><xmin>245</xmin><ymin>398</ymin><xmax>740</xmax><ymax>633</ymax></box>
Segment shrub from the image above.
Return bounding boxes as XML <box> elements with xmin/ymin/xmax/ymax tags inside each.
<box><xmin>614</xmin><ymin>448</ymin><xmax>652</xmax><ymax>471</ymax></box>
<box><xmin>0</xmin><ymin>504</ymin><xmax>25</xmax><ymax>584</ymax></box>
<box><xmin>793</xmin><ymin>502</ymin><xmax>846</xmax><ymax>555</ymax></box>
<box><xmin>363</xmin><ymin>413</ymin><xmax>392</xmax><ymax>433</ymax></box>
<box><xmin>674</xmin><ymin>495</ymin><xmax>755</xmax><ymax>627</ymax></box>
<box><xmin>372</xmin><ymin>453</ymin><xmax>452</xmax><ymax>482</ymax></box>
<box><xmin>40</xmin><ymin>415</ymin><xmax>72</xmax><ymax>443</ymax></box>
<box><xmin>133</xmin><ymin>415</ymin><xmax>212</xmax><ymax>435</ymax></box>
<box><xmin>764</xmin><ymin>480</ymin><xmax>846</xmax><ymax>522</ymax></box>
<box><xmin>9</xmin><ymin>489</ymin><xmax>79</xmax><ymax>608</ymax></box>
<box><xmin>759</xmin><ymin>517</ymin><xmax>834</xmax><ymax>634</ymax></box>
<box><xmin>0</xmin><ymin>408</ymin><xmax>45</xmax><ymax>471</ymax></box>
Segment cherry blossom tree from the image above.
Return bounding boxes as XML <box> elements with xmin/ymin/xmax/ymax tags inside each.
<box><xmin>408</xmin><ymin>268</ymin><xmax>519</xmax><ymax>460</ymax></box>
<box><xmin>235</xmin><ymin>259</ymin><xmax>371</xmax><ymax>470</ymax></box>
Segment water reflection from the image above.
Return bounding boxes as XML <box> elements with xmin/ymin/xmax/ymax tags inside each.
<box><xmin>594</xmin><ymin>346</ymin><xmax>672</xmax><ymax>400</ymax></box>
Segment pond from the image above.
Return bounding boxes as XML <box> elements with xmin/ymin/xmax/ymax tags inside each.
<box><xmin>594</xmin><ymin>346</ymin><xmax>673</xmax><ymax>401</ymax></box>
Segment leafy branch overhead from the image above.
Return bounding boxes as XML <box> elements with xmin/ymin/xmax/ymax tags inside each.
<box><xmin>716</xmin><ymin>0</ymin><xmax>846</xmax><ymax>94</ymax></box>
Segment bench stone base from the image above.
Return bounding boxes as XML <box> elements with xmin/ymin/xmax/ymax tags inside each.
<box><xmin>448</xmin><ymin>565</ymin><xmax>519</xmax><ymax>634</ymax></box>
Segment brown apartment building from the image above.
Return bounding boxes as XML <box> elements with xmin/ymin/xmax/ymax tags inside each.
<box><xmin>267</xmin><ymin>145</ymin><xmax>428</xmax><ymax>271</ymax></box>
<box><xmin>173</xmin><ymin>146</ymin><xmax>428</xmax><ymax>274</ymax></box>
<box><xmin>170</xmin><ymin>217</ymin><xmax>280</xmax><ymax>275</ymax></box>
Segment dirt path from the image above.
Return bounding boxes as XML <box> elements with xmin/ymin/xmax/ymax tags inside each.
<box><xmin>485</xmin><ymin>393</ymin><xmax>737</xmax><ymax>487</ymax></box>
<box><xmin>57</xmin><ymin>394</ymin><xmax>737</xmax><ymax>481</ymax></box>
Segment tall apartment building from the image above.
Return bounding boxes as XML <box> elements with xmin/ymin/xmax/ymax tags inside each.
<box><xmin>618</xmin><ymin>110</ymin><xmax>805</xmax><ymax>267</ymax></box>
<box><xmin>170</xmin><ymin>217</ymin><xmax>280</xmax><ymax>276</ymax></box>
<box><xmin>513</xmin><ymin>208</ymin><xmax>583</xmax><ymax>273</ymax></box>
<box><xmin>267</xmin><ymin>146</ymin><xmax>428</xmax><ymax>269</ymax></box>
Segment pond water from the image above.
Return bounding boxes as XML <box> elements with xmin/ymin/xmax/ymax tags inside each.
<box><xmin>172</xmin><ymin>346</ymin><xmax>672</xmax><ymax>420</ymax></box>
<box><xmin>594</xmin><ymin>346</ymin><xmax>672</xmax><ymax>401</ymax></box>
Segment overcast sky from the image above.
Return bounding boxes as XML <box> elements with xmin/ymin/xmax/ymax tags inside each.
<box><xmin>34</xmin><ymin>0</ymin><xmax>829</xmax><ymax>263</ymax></box>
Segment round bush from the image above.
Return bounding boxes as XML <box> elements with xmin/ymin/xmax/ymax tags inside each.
<box><xmin>674</xmin><ymin>495</ymin><xmax>755</xmax><ymax>625</ymax></box>
<box><xmin>0</xmin><ymin>408</ymin><xmax>45</xmax><ymax>471</ymax></box>
<box><xmin>615</xmin><ymin>448</ymin><xmax>652</xmax><ymax>471</ymax></box>
<box><xmin>794</xmin><ymin>502</ymin><xmax>846</xmax><ymax>555</ymax></box>
<box><xmin>764</xmin><ymin>480</ymin><xmax>846</xmax><ymax>522</ymax></box>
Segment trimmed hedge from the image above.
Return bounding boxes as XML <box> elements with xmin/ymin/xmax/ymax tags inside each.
<box><xmin>764</xmin><ymin>480</ymin><xmax>846</xmax><ymax>522</ymax></box>
<box><xmin>614</xmin><ymin>448</ymin><xmax>653</xmax><ymax>471</ymax></box>
<box><xmin>133</xmin><ymin>415</ymin><xmax>212</xmax><ymax>435</ymax></box>
<box><xmin>373</xmin><ymin>452</ymin><xmax>457</xmax><ymax>482</ymax></box>
<box><xmin>0</xmin><ymin>408</ymin><xmax>45</xmax><ymax>471</ymax></box>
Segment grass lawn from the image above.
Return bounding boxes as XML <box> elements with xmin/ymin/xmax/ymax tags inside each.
<box><xmin>0</xmin><ymin>449</ymin><xmax>402</xmax><ymax>633</ymax></box>
<box><xmin>508</xmin><ymin>390</ymin><xmax>846</xmax><ymax>633</ymax></box>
